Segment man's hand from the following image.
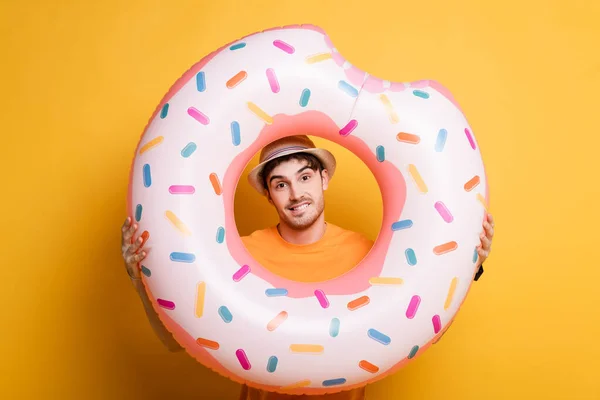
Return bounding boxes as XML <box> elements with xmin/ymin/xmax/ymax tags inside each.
<box><xmin>476</xmin><ymin>213</ymin><xmax>494</xmax><ymax>266</ymax></box>
<box><xmin>121</xmin><ymin>217</ymin><xmax>148</xmax><ymax>280</ymax></box>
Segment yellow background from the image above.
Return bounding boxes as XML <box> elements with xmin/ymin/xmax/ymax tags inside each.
<box><xmin>1</xmin><ymin>0</ymin><xmax>599</xmax><ymax>399</ymax></box>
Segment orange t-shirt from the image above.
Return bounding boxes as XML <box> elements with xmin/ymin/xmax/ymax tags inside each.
<box><xmin>239</xmin><ymin>222</ymin><xmax>373</xmax><ymax>400</ymax></box>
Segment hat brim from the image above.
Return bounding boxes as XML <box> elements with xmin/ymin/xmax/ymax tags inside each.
<box><xmin>247</xmin><ymin>148</ymin><xmax>337</xmax><ymax>195</ymax></box>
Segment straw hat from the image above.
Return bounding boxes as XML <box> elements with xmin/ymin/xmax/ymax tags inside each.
<box><xmin>247</xmin><ymin>135</ymin><xmax>336</xmax><ymax>195</ymax></box>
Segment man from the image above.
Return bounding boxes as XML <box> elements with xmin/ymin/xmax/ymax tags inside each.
<box><xmin>121</xmin><ymin>135</ymin><xmax>495</xmax><ymax>399</ymax></box>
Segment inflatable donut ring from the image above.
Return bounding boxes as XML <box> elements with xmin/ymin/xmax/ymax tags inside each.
<box><xmin>126</xmin><ymin>24</ymin><xmax>489</xmax><ymax>394</ymax></box>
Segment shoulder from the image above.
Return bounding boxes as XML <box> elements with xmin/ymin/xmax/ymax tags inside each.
<box><xmin>327</xmin><ymin>223</ymin><xmax>374</xmax><ymax>248</ymax></box>
<box><xmin>240</xmin><ymin>226</ymin><xmax>276</xmax><ymax>246</ymax></box>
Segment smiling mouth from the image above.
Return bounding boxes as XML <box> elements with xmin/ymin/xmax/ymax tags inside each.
<box><xmin>288</xmin><ymin>202</ymin><xmax>310</xmax><ymax>212</ymax></box>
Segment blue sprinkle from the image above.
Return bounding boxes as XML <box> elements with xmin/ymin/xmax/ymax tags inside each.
<box><xmin>135</xmin><ymin>204</ymin><xmax>143</xmax><ymax>222</ymax></box>
<box><xmin>367</xmin><ymin>328</ymin><xmax>391</xmax><ymax>345</ymax></box>
<box><xmin>473</xmin><ymin>247</ymin><xmax>479</xmax><ymax>263</ymax></box>
<box><xmin>299</xmin><ymin>88</ymin><xmax>311</xmax><ymax>107</ymax></box>
<box><xmin>323</xmin><ymin>378</ymin><xmax>346</xmax><ymax>387</ymax></box>
<box><xmin>230</xmin><ymin>42</ymin><xmax>246</xmax><ymax>51</ymax></box>
<box><xmin>216</xmin><ymin>227</ymin><xmax>225</xmax><ymax>243</ymax></box>
<box><xmin>141</xmin><ymin>265</ymin><xmax>151</xmax><ymax>277</ymax></box>
<box><xmin>405</xmin><ymin>248</ymin><xmax>417</xmax><ymax>265</ymax></box>
<box><xmin>408</xmin><ymin>345</ymin><xmax>419</xmax><ymax>359</ymax></box>
<box><xmin>181</xmin><ymin>142</ymin><xmax>197</xmax><ymax>158</ymax></box>
<box><xmin>266</xmin><ymin>356</ymin><xmax>278</xmax><ymax>373</ymax></box>
<box><xmin>196</xmin><ymin>71</ymin><xmax>206</xmax><ymax>92</ymax></box>
<box><xmin>376</xmin><ymin>145</ymin><xmax>385</xmax><ymax>162</ymax></box>
<box><xmin>265</xmin><ymin>288</ymin><xmax>288</xmax><ymax>297</ymax></box>
<box><xmin>329</xmin><ymin>318</ymin><xmax>340</xmax><ymax>338</ymax></box>
<box><xmin>413</xmin><ymin>90</ymin><xmax>430</xmax><ymax>99</ymax></box>
<box><xmin>218</xmin><ymin>306</ymin><xmax>233</xmax><ymax>323</ymax></box>
<box><xmin>142</xmin><ymin>164</ymin><xmax>151</xmax><ymax>187</ymax></box>
<box><xmin>338</xmin><ymin>80</ymin><xmax>358</xmax><ymax>97</ymax></box>
<box><xmin>169</xmin><ymin>252</ymin><xmax>196</xmax><ymax>263</ymax></box>
<box><xmin>160</xmin><ymin>103</ymin><xmax>169</xmax><ymax>119</ymax></box>
<box><xmin>391</xmin><ymin>220</ymin><xmax>413</xmax><ymax>231</ymax></box>
<box><xmin>435</xmin><ymin>129</ymin><xmax>447</xmax><ymax>152</ymax></box>
<box><xmin>231</xmin><ymin>121</ymin><xmax>241</xmax><ymax>146</ymax></box>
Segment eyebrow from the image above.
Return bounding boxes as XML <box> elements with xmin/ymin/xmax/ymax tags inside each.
<box><xmin>269</xmin><ymin>166</ymin><xmax>314</xmax><ymax>185</ymax></box>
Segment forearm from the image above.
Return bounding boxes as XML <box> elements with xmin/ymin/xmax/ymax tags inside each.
<box><xmin>132</xmin><ymin>279</ymin><xmax>183</xmax><ymax>352</ymax></box>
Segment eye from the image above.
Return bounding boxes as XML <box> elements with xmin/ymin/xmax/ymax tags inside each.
<box><xmin>275</xmin><ymin>182</ymin><xmax>287</xmax><ymax>189</ymax></box>
<box><xmin>301</xmin><ymin>174</ymin><xmax>310</xmax><ymax>181</ymax></box>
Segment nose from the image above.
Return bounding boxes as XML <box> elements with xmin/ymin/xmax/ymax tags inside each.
<box><xmin>288</xmin><ymin>181</ymin><xmax>301</xmax><ymax>200</ymax></box>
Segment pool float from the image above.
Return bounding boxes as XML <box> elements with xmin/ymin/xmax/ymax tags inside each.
<box><xmin>126</xmin><ymin>24</ymin><xmax>489</xmax><ymax>394</ymax></box>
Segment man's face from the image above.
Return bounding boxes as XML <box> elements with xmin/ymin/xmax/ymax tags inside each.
<box><xmin>265</xmin><ymin>158</ymin><xmax>329</xmax><ymax>230</ymax></box>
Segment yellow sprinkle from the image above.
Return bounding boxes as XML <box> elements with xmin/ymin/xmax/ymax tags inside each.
<box><xmin>306</xmin><ymin>52</ymin><xmax>333</xmax><ymax>64</ymax></box>
<box><xmin>289</xmin><ymin>344</ymin><xmax>324</xmax><ymax>354</ymax></box>
<box><xmin>476</xmin><ymin>193</ymin><xmax>488</xmax><ymax>210</ymax></box>
<box><xmin>247</xmin><ymin>102</ymin><xmax>273</xmax><ymax>124</ymax></box>
<box><xmin>281</xmin><ymin>380</ymin><xmax>311</xmax><ymax>390</ymax></box>
<box><xmin>139</xmin><ymin>136</ymin><xmax>164</xmax><ymax>154</ymax></box>
<box><xmin>195</xmin><ymin>282</ymin><xmax>206</xmax><ymax>317</ymax></box>
<box><xmin>165</xmin><ymin>210</ymin><xmax>192</xmax><ymax>236</ymax></box>
<box><xmin>369</xmin><ymin>277</ymin><xmax>404</xmax><ymax>285</ymax></box>
<box><xmin>408</xmin><ymin>164</ymin><xmax>428</xmax><ymax>193</ymax></box>
<box><xmin>444</xmin><ymin>277</ymin><xmax>458</xmax><ymax>310</ymax></box>
<box><xmin>379</xmin><ymin>94</ymin><xmax>399</xmax><ymax>124</ymax></box>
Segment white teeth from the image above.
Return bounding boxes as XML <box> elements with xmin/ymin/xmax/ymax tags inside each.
<box><xmin>291</xmin><ymin>203</ymin><xmax>309</xmax><ymax>211</ymax></box>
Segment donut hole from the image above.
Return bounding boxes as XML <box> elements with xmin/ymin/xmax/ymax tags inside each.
<box><xmin>234</xmin><ymin>136</ymin><xmax>383</xmax><ymax>283</ymax></box>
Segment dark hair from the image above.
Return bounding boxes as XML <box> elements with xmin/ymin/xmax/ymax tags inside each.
<box><xmin>260</xmin><ymin>153</ymin><xmax>324</xmax><ymax>191</ymax></box>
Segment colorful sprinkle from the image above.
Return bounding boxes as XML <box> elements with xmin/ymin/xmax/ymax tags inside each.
<box><xmin>435</xmin><ymin>201</ymin><xmax>454</xmax><ymax>223</ymax></box>
<box><xmin>368</xmin><ymin>277</ymin><xmax>403</xmax><ymax>285</ymax></box>
<box><xmin>265</xmin><ymin>288</ymin><xmax>288</xmax><ymax>297</ymax></box>
<box><xmin>141</xmin><ymin>265</ymin><xmax>151</xmax><ymax>277</ymax></box>
<box><xmin>473</xmin><ymin>247</ymin><xmax>479</xmax><ymax>263</ymax></box>
<box><xmin>338</xmin><ymin>80</ymin><xmax>359</xmax><ymax>97</ymax></box>
<box><xmin>289</xmin><ymin>344</ymin><xmax>324</xmax><ymax>354</ymax></box>
<box><xmin>181</xmin><ymin>142</ymin><xmax>197</xmax><ymax>158</ymax></box>
<box><xmin>216</xmin><ymin>226</ymin><xmax>225</xmax><ymax>243</ymax></box>
<box><xmin>408</xmin><ymin>345</ymin><xmax>419</xmax><ymax>359</ymax></box>
<box><xmin>396</xmin><ymin>132</ymin><xmax>420</xmax><ymax>144</ymax></box>
<box><xmin>432</xmin><ymin>314</ymin><xmax>442</xmax><ymax>334</ymax></box>
<box><xmin>169</xmin><ymin>185</ymin><xmax>195</xmax><ymax>195</ymax></box>
<box><xmin>273</xmin><ymin>40</ymin><xmax>295</xmax><ymax>54</ymax></box>
<box><xmin>347</xmin><ymin>295</ymin><xmax>370</xmax><ymax>311</ymax></box>
<box><xmin>140</xmin><ymin>230</ymin><xmax>149</xmax><ymax>245</ymax></box>
<box><xmin>477</xmin><ymin>193</ymin><xmax>488</xmax><ymax>210</ymax></box>
<box><xmin>196</xmin><ymin>337</ymin><xmax>219</xmax><ymax>350</ymax></box>
<box><xmin>195</xmin><ymin>282</ymin><xmax>205</xmax><ymax>318</ymax></box>
<box><xmin>380</xmin><ymin>94</ymin><xmax>399</xmax><ymax>124</ymax></box>
<box><xmin>135</xmin><ymin>204</ymin><xmax>143</xmax><ymax>222</ymax></box>
<box><xmin>230</xmin><ymin>42</ymin><xmax>246</xmax><ymax>51</ymax></box>
<box><xmin>209</xmin><ymin>173</ymin><xmax>222</xmax><ymax>195</ymax></box>
<box><xmin>405</xmin><ymin>248</ymin><xmax>417</xmax><ymax>265</ymax></box>
<box><xmin>160</xmin><ymin>103</ymin><xmax>169</xmax><ymax>119</ymax></box>
<box><xmin>299</xmin><ymin>88</ymin><xmax>311</xmax><ymax>107</ymax></box>
<box><xmin>392</xmin><ymin>220</ymin><xmax>413</xmax><ymax>231</ymax></box>
<box><xmin>359</xmin><ymin>360</ymin><xmax>380</xmax><ymax>373</ymax></box>
<box><xmin>434</xmin><ymin>241</ymin><xmax>458</xmax><ymax>255</ymax></box>
<box><xmin>233</xmin><ymin>265</ymin><xmax>250</xmax><ymax>282</ymax></box>
<box><xmin>231</xmin><ymin>121</ymin><xmax>241</xmax><ymax>146</ymax></box>
<box><xmin>281</xmin><ymin>380</ymin><xmax>311</xmax><ymax>390</ymax></box>
<box><xmin>265</xmin><ymin>68</ymin><xmax>280</xmax><ymax>93</ymax></box>
<box><xmin>142</xmin><ymin>164</ymin><xmax>151</xmax><ymax>187</ymax></box>
<box><xmin>157</xmin><ymin>299</ymin><xmax>175</xmax><ymax>310</ymax></box>
<box><xmin>329</xmin><ymin>318</ymin><xmax>340</xmax><ymax>337</ymax></box>
<box><xmin>267</xmin><ymin>356</ymin><xmax>278</xmax><ymax>373</ymax></box>
<box><xmin>323</xmin><ymin>378</ymin><xmax>346</xmax><ymax>387</ymax></box>
<box><xmin>196</xmin><ymin>72</ymin><xmax>206</xmax><ymax>92</ymax></box>
<box><xmin>413</xmin><ymin>90</ymin><xmax>430</xmax><ymax>99</ymax></box>
<box><xmin>247</xmin><ymin>102</ymin><xmax>273</xmax><ymax>124</ymax></box>
<box><xmin>188</xmin><ymin>107</ymin><xmax>210</xmax><ymax>125</ymax></box>
<box><xmin>408</xmin><ymin>164</ymin><xmax>428</xmax><ymax>193</ymax></box>
<box><xmin>465</xmin><ymin>128</ymin><xmax>476</xmax><ymax>149</ymax></box>
<box><xmin>236</xmin><ymin>349</ymin><xmax>251</xmax><ymax>370</ymax></box>
<box><xmin>367</xmin><ymin>329</ymin><xmax>391</xmax><ymax>345</ymax></box>
<box><xmin>435</xmin><ymin>129</ymin><xmax>447</xmax><ymax>152</ymax></box>
<box><xmin>339</xmin><ymin>119</ymin><xmax>358</xmax><ymax>136</ymax></box>
<box><xmin>226</xmin><ymin>71</ymin><xmax>247</xmax><ymax>89</ymax></box>
<box><xmin>306</xmin><ymin>53</ymin><xmax>332</xmax><ymax>64</ymax></box>
<box><xmin>406</xmin><ymin>295</ymin><xmax>421</xmax><ymax>319</ymax></box>
<box><xmin>165</xmin><ymin>210</ymin><xmax>192</xmax><ymax>236</ymax></box>
<box><xmin>218</xmin><ymin>306</ymin><xmax>233</xmax><ymax>323</ymax></box>
<box><xmin>169</xmin><ymin>252</ymin><xmax>196</xmax><ymax>263</ymax></box>
<box><xmin>314</xmin><ymin>289</ymin><xmax>329</xmax><ymax>308</ymax></box>
<box><xmin>464</xmin><ymin>175</ymin><xmax>480</xmax><ymax>191</ymax></box>
<box><xmin>376</xmin><ymin>145</ymin><xmax>385</xmax><ymax>162</ymax></box>
<box><xmin>140</xmin><ymin>136</ymin><xmax>164</xmax><ymax>154</ymax></box>
<box><xmin>267</xmin><ymin>311</ymin><xmax>288</xmax><ymax>331</ymax></box>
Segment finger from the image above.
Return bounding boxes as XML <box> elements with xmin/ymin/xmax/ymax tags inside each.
<box><xmin>477</xmin><ymin>247</ymin><xmax>489</xmax><ymax>259</ymax></box>
<box><xmin>126</xmin><ymin>236</ymin><xmax>143</xmax><ymax>256</ymax></box>
<box><xmin>124</xmin><ymin>222</ymin><xmax>138</xmax><ymax>244</ymax></box>
<box><xmin>480</xmin><ymin>234</ymin><xmax>492</xmax><ymax>250</ymax></box>
<box><xmin>127</xmin><ymin>251</ymin><xmax>147</xmax><ymax>265</ymax></box>
<box><xmin>487</xmin><ymin>213</ymin><xmax>495</xmax><ymax>228</ymax></box>
<box><xmin>483</xmin><ymin>221</ymin><xmax>494</xmax><ymax>238</ymax></box>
